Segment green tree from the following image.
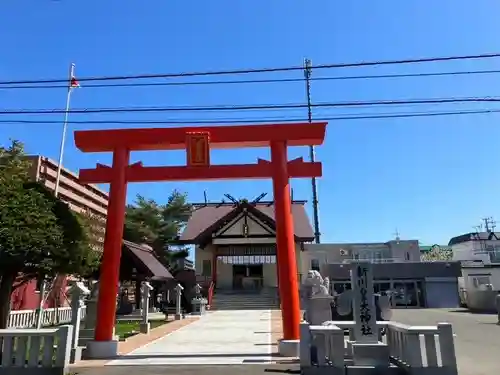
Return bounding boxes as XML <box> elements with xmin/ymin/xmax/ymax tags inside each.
<box><xmin>124</xmin><ymin>191</ymin><xmax>192</xmax><ymax>268</ymax></box>
<box><xmin>0</xmin><ymin>140</ymin><xmax>98</xmax><ymax>328</ymax></box>
<box><xmin>420</xmin><ymin>245</ymin><xmax>453</xmax><ymax>261</ymax></box>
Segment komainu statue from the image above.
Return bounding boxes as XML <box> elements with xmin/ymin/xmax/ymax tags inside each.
<box><xmin>301</xmin><ymin>270</ymin><xmax>333</xmax><ymax>324</ymax></box>
<box><xmin>301</xmin><ymin>270</ymin><xmax>331</xmax><ymax>299</ymax></box>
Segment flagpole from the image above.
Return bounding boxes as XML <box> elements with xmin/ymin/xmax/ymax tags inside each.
<box><xmin>54</xmin><ymin>63</ymin><xmax>75</xmax><ymax>198</ymax></box>
<box><xmin>38</xmin><ymin>63</ymin><xmax>76</xmax><ymax>328</ymax></box>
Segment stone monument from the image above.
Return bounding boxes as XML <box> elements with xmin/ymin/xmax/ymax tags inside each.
<box><xmin>140</xmin><ymin>281</ymin><xmax>154</xmax><ymax>334</ymax></box>
<box><xmin>69</xmin><ymin>281</ymin><xmax>90</xmax><ymax>363</ymax></box>
<box><xmin>347</xmin><ymin>262</ymin><xmax>389</xmax><ymax>367</ymax></box>
<box><xmin>175</xmin><ymin>283</ymin><xmax>184</xmax><ymax>320</ymax></box>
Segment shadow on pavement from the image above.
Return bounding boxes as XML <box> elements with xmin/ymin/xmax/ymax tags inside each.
<box><xmin>73</xmin><ymin>364</ymin><xmax>300</xmax><ymax>375</ymax></box>
<box><xmin>111</xmin><ymin>352</ymin><xmax>282</xmax><ymax>361</ymax></box>
<box><xmin>448</xmin><ymin>308</ymin><xmax>497</xmax><ymax>315</ymax></box>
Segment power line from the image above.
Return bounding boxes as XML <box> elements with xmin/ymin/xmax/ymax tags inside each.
<box><xmin>5</xmin><ymin>68</ymin><xmax>500</xmax><ymax>90</ymax></box>
<box><xmin>2</xmin><ymin>108</ymin><xmax>500</xmax><ymax>124</ymax></box>
<box><xmin>1</xmin><ymin>52</ymin><xmax>500</xmax><ymax>86</ymax></box>
<box><xmin>1</xmin><ymin>97</ymin><xmax>500</xmax><ymax>115</ymax></box>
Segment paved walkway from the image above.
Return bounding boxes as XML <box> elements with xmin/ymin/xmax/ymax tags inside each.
<box><xmin>107</xmin><ymin>310</ymin><xmax>275</xmax><ymax>366</ymax></box>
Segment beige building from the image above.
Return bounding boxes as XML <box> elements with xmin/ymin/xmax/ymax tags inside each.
<box><xmin>26</xmin><ymin>155</ymin><xmax>109</xmax><ymax>248</ymax></box>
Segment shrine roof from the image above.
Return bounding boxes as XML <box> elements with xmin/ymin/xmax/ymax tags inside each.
<box><xmin>178</xmin><ymin>201</ymin><xmax>314</xmax><ymax>244</ymax></box>
<box><xmin>122</xmin><ymin>240</ymin><xmax>174</xmax><ymax>281</ymax></box>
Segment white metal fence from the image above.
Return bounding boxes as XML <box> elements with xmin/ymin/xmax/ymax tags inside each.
<box><xmin>8</xmin><ymin>307</ymin><xmax>87</xmax><ymax>329</ymax></box>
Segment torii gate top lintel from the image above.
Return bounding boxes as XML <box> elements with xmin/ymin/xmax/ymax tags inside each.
<box><xmin>74</xmin><ymin>122</ymin><xmax>327</xmax><ymax>153</ymax></box>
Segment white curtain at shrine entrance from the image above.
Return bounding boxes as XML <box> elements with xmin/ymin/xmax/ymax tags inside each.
<box><xmin>217</xmin><ymin>255</ymin><xmax>277</xmax><ymax>265</ymax></box>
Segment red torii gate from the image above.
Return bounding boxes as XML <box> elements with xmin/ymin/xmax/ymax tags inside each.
<box><xmin>74</xmin><ymin>122</ymin><xmax>327</xmax><ymax>357</ymax></box>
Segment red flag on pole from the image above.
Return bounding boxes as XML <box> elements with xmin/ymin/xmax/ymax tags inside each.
<box><xmin>70</xmin><ymin>76</ymin><xmax>80</xmax><ymax>89</ymax></box>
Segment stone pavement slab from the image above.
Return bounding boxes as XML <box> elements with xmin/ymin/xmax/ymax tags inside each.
<box><xmin>107</xmin><ymin>309</ymin><xmax>276</xmax><ymax>366</ymax></box>
<box><xmin>392</xmin><ymin>308</ymin><xmax>499</xmax><ymax>375</ymax></box>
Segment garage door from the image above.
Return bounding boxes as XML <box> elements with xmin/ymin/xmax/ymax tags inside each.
<box><xmin>425</xmin><ymin>278</ymin><xmax>460</xmax><ymax>308</ymax></box>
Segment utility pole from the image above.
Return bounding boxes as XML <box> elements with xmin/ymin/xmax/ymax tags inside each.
<box><xmin>304</xmin><ymin>58</ymin><xmax>321</xmax><ymax>244</ymax></box>
<box><xmin>482</xmin><ymin>217</ymin><xmax>496</xmax><ymax>233</ymax></box>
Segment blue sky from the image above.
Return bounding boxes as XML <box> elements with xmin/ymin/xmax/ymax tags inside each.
<box><xmin>2</xmin><ymin>1</ymin><xmax>500</xmax><ymax>246</ymax></box>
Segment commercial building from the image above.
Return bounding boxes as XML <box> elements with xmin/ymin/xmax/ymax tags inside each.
<box><xmin>305</xmin><ymin>241</ymin><xmax>461</xmax><ymax>308</ymax></box>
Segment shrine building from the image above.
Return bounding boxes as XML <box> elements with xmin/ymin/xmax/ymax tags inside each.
<box><xmin>179</xmin><ymin>198</ymin><xmax>314</xmax><ymax>293</ymax></box>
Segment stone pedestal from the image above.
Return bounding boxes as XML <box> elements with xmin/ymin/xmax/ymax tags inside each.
<box><xmin>69</xmin><ymin>281</ymin><xmax>90</xmax><ymax>363</ymax></box>
<box><xmin>70</xmin><ymin>347</ymin><xmax>83</xmax><ymax>363</ymax></box>
<box><xmin>306</xmin><ymin>296</ymin><xmax>334</xmax><ymax>325</ymax></box>
<box><xmin>86</xmin><ymin>340</ymin><xmax>119</xmax><ymax>359</ymax></box>
<box><xmin>79</xmin><ymin>328</ymin><xmax>96</xmax><ymax>347</ymax></box>
<box><xmin>279</xmin><ymin>339</ymin><xmax>300</xmax><ymax>357</ymax></box>
<box><xmin>79</xmin><ymin>283</ymin><xmax>99</xmax><ymax>347</ymax></box>
<box><xmin>140</xmin><ymin>322</ymin><xmax>151</xmax><ymax>334</ymax></box>
<box><xmin>348</xmin><ymin>341</ymin><xmax>389</xmax><ymax>366</ymax></box>
<box><xmin>191</xmin><ymin>298</ymin><xmax>207</xmax><ymax>316</ymax></box>
<box><xmin>79</xmin><ymin>301</ymin><xmax>98</xmax><ymax>346</ymax></box>
<box><xmin>175</xmin><ymin>283</ymin><xmax>184</xmax><ymax>320</ymax></box>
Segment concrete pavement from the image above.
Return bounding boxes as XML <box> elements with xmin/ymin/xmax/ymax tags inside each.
<box><xmin>107</xmin><ymin>309</ymin><xmax>276</xmax><ymax>366</ymax></box>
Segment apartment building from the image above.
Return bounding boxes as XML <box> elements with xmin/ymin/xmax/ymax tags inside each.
<box><xmin>26</xmin><ymin>155</ymin><xmax>109</xmax><ymax>249</ymax></box>
<box><xmin>449</xmin><ymin>230</ymin><xmax>500</xmax><ymax>311</ymax></box>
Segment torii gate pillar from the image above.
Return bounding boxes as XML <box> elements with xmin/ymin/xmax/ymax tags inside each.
<box><xmin>271</xmin><ymin>141</ymin><xmax>301</xmax><ymax>344</ymax></box>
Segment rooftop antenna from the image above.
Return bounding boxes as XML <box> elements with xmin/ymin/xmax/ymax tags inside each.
<box><xmin>393</xmin><ymin>228</ymin><xmax>401</xmax><ymax>242</ymax></box>
<box><xmin>304</xmin><ymin>58</ymin><xmax>321</xmax><ymax>244</ymax></box>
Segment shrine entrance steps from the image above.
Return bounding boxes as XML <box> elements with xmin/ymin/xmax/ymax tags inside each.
<box><xmin>106</xmin><ymin>309</ymin><xmax>276</xmax><ymax>366</ymax></box>
<box><xmin>211</xmin><ymin>289</ymin><xmax>280</xmax><ymax>310</ymax></box>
